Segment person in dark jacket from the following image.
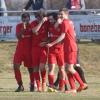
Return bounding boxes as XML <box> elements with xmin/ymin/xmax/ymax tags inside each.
<box><xmin>23</xmin><ymin>0</ymin><xmax>44</xmax><ymax>10</ymax></box>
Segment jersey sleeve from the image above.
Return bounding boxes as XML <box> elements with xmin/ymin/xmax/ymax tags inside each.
<box><xmin>31</xmin><ymin>20</ymin><xmax>37</xmax><ymax>28</ymax></box>
<box><xmin>16</xmin><ymin>24</ymin><xmax>21</xmax><ymax>36</ymax></box>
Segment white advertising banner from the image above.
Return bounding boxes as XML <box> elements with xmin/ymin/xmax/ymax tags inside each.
<box><xmin>0</xmin><ymin>15</ymin><xmax>100</xmax><ymax>41</ymax></box>
<box><xmin>70</xmin><ymin>15</ymin><xmax>100</xmax><ymax>39</ymax></box>
<box><xmin>0</xmin><ymin>16</ymin><xmax>20</xmax><ymax>40</ymax></box>
<box><xmin>0</xmin><ymin>16</ymin><xmax>35</xmax><ymax>41</ymax></box>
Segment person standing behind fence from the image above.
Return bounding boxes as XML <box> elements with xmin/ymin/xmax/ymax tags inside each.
<box><xmin>13</xmin><ymin>13</ymin><xmax>34</xmax><ymax>92</ymax></box>
<box><xmin>66</xmin><ymin>0</ymin><xmax>86</xmax><ymax>10</ymax></box>
<box><xmin>23</xmin><ymin>0</ymin><xmax>44</xmax><ymax>11</ymax></box>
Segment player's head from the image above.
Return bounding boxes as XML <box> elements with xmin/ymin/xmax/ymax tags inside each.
<box><xmin>21</xmin><ymin>12</ymin><xmax>30</xmax><ymax>23</ymax></box>
<box><xmin>59</xmin><ymin>8</ymin><xmax>69</xmax><ymax>19</ymax></box>
<box><xmin>34</xmin><ymin>8</ymin><xmax>47</xmax><ymax>21</ymax></box>
<box><xmin>47</xmin><ymin>12</ymin><xmax>58</xmax><ymax>24</ymax></box>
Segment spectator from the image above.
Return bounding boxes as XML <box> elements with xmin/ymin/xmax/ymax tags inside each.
<box><xmin>66</xmin><ymin>0</ymin><xmax>86</xmax><ymax>10</ymax></box>
<box><xmin>23</xmin><ymin>0</ymin><xmax>44</xmax><ymax>11</ymax></box>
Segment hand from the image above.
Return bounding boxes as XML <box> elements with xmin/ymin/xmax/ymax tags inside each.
<box><xmin>23</xmin><ymin>23</ymin><xmax>26</xmax><ymax>29</ymax></box>
<box><xmin>46</xmin><ymin>43</ymin><xmax>53</xmax><ymax>48</ymax></box>
<box><xmin>39</xmin><ymin>42</ymin><xmax>47</xmax><ymax>47</ymax></box>
<box><xmin>22</xmin><ymin>9</ymin><xmax>26</xmax><ymax>12</ymax></box>
<box><xmin>57</xmin><ymin>18</ymin><xmax>63</xmax><ymax>24</ymax></box>
<box><xmin>42</xmin><ymin>17</ymin><xmax>48</xmax><ymax>23</ymax></box>
<box><xmin>21</xmin><ymin>27</ymin><xmax>26</xmax><ymax>33</ymax></box>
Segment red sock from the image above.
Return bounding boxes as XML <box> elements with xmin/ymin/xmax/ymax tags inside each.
<box><xmin>48</xmin><ymin>74</ymin><xmax>54</xmax><ymax>88</ymax></box>
<box><xmin>64</xmin><ymin>80</ymin><xmax>68</xmax><ymax>85</ymax></box>
<box><xmin>59</xmin><ymin>79</ymin><xmax>64</xmax><ymax>91</ymax></box>
<box><xmin>29</xmin><ymin>72</ymin><xmax>34</xmax><ymax>86</ymax></box>
<box><xmin>73</xmin><ymin>72</ymin><xmax>84</xmax><ymax>86</ymax></box>
<box><xmin>14</xmin><ymin>68</ymin><xmax>22</xmax><ymax>85</ymax></box>
<box><xmin>41</xmin><ymin>70</ymin><xmax>46</xmax><ymax>84</ymax></box>
<box><xmin>34</xmin><ymin>72</ymin><xmax>40</xmax><ymax>89</ymax></box>
<box><xmin>67</xmin><ymin>73</ymin><xmax>76</xmax><ymax>90</ymax></box>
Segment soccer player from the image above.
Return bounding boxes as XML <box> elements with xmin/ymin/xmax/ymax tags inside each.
<box><xmin>46</xmin><ymin>12</ymin><xmax>66</xmax><ymax>92</ymax></box>
<box><xmin>13</xmin><ymin>13</ymin><xmax>34</xmax><ymax>92</ymax></box>
<box><xmin>46</xmin><ymin>8</ymin><xmax>87</xmax><ymax>93</ymax></box>
<box><xmin>31</xmin><ymin>9</ymin><xmax>48</xmax><ymax>92</ymax></box>
<box><xmin>54</xmin><ymin>48</ymin><xmax>88</xmax><ymax>90</ymax></box>
<box><xmin>58</xmin><ymin>8</ymin><xmax>88</xmax><ymax>93</ymax></box>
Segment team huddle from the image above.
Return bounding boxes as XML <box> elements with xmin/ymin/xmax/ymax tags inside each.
<box><xmin>13</xmin><ymin>8</ymin><xmax>88</xmax><ymax>94</ymax></box>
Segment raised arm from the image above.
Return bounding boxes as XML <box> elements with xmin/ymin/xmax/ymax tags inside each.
<box><xmin>24</xmin><ymin>0</ymin><xmax>33</xmax><ymax>10</ymax></box>
<box><xmin>16</xmin><ymin>24</ymin><xmax>25</xmax><ymax>40</ymax></box>
<box><xmin>32</xmin><ymin>17</ymin><xmax>48</xmax><ymax>35</ymax></box>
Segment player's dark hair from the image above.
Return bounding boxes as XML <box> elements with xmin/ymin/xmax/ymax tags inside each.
<box><xmin>34</xmin><ymin>8</ymin><xmax>47</xmax><ymax>18</ymax></box>
<box><xmin>47</xmin><ymin>12</ymin><xmax>58</xmax><ymax>21</ymax></box>
<box><xmin>21</xmin><ymin>12</ymin><xmax>30</xmax><ymax>20</ymax></box>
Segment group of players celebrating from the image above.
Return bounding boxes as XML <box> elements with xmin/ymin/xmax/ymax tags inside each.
<box><xmin>13</xmin><ymin>8</ymin><xmax>88</xmax><ymax>94</ymax></box>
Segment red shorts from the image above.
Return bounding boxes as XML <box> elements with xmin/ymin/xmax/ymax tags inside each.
<box><xmin>32</xmin><ymin>46</ymin><xmax>47</xmax><ymax>67</ymax></box>
<box><xmin>64</xmin><ymin>51</ymin><xmax>77</xmax><ymax>64</ymax></box>
<box><xmin>48</xmin><ymin>47</ymin><xmax>64</xmax><ymax>67</ymax></box>
<box><xmin>13</xmin><ymin>48</ymin><xmax>32</xmax><ymax>68</ymax></box>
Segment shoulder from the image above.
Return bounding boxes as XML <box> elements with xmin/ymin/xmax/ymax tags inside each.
<box><xmin>64</xmin><ymin>19</ymin><xmax>74</xmax><ymax>25</ymax></box>
<box><xmin>43</xmin><ymin>20</ymin><xmax>50</xmax><ymax>26</ymax></box>
<box><xmin>16</xmin><ymin>23</ymin><xmax>22</xmax><ymax>28</ymax></box>
<box><xmin>63</xmin><ymin>19</ymin><xmax>70</xmax><ymax>23</ymax></box>
<box><xmin>31</xmin><ymin>20</ymin><xmax>37</xmax><ymax>24</ymax></box>
<box><xmin>31</xmin><ymin>20</ymin><xmax>38</xmax><ymax>26</ymax></box>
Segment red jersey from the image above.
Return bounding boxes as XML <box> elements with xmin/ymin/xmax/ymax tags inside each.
<box><xmin>14</xmin><ymin>23</ymin><xmax>32</xmax><ymax>67</ymax></box>
<box><xmin>48</xmin><ymin>22</ymin><xmax>64</xmax><ymax>49</ymax></box>
<box><xmin>31</xmin><ymin>20</ymin><xmax>48</xmax><ymax>47</ymax></box>
<box><xmin>71</xmin><ymin>0</ymin><xmax>81</xmax><ymax>9</ymax></box>
<box><xmin>16</xmin><ymin>23</ymin><xmax>32</xmax><ymax>50</ymax></box>
<box><xmin>61</xmin><ymin>19</ymin><xmax>77</xmax><ymax>52</ymax></box>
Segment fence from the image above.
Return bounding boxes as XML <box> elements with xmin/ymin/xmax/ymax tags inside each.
<box><xmin>0</xmin><ymin>9</ymin><xmax>100</xmax><ymax>41</ymax></box>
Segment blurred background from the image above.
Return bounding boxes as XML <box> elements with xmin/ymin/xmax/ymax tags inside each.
<box><xmin>4</xmin><ymin>0</ymin><xmax>100</xmax><ymax>10</ymax></box>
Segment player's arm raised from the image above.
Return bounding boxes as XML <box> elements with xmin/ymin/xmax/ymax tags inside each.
<box><xmin>32</xmin><ymin>17</ymin><xmax>48</xmax><ymax>35</ymax></box>
<box><xmin>16</xmin><ymin>25</ymin><xmax>25</xmax><ymax>40</ymax></box>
